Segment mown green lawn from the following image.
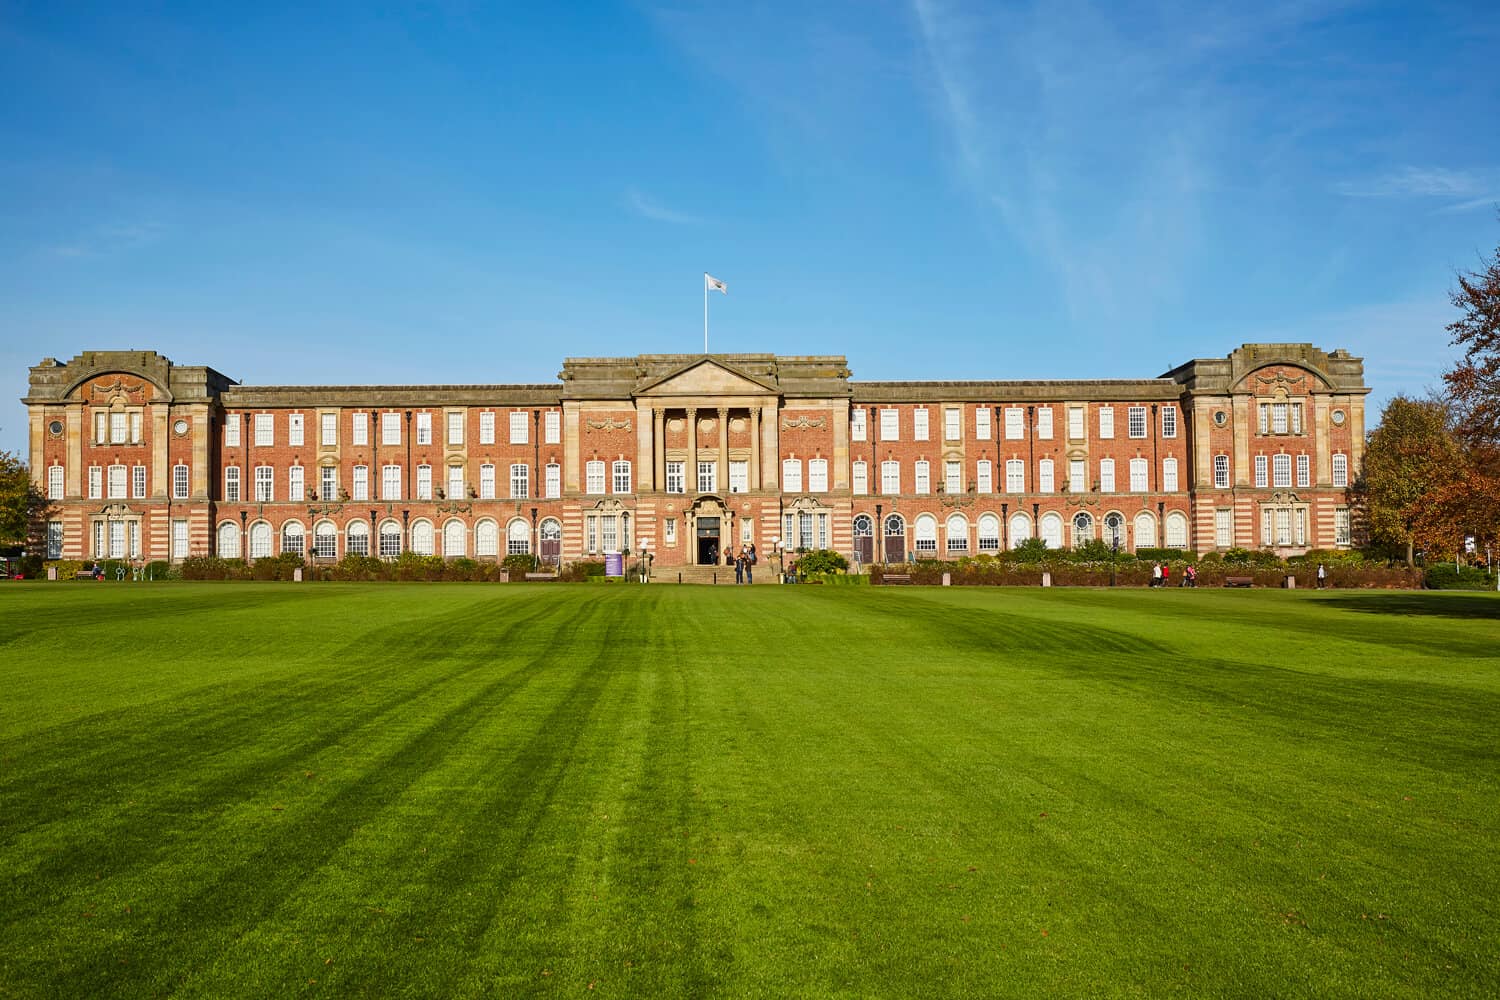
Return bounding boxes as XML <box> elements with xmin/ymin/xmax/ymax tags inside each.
<box><xmin>1</xmin><ymin>582</ymin><xmax>1497</xmax><ymax>998</ymax></box>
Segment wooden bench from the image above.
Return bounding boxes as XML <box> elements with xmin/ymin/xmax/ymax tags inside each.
<box><xmin>882</xmin><ymin>573</ymin><xmax>912</xmax><ymax>585</ymax></box>
<box><xmin>524</xmin><ymin>572</ymin><xmax>559</xmax><ymax>581</ymax></box>
<box><xmin>1224</xmin><ymin>576</ymin><xmax>1254</xmax><ymax>588</ymax></box>
<box><xmin>75</xmin><ymin>570</ymin><xmax>99</xmax><ymax>580</ymax></box>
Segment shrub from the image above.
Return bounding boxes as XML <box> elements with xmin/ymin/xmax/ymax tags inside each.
<box><xmin>558</xmin><ymin>560</ymin><xmax>606</xmax><ymax>582</ymax></box>
<box><xmin>180</xmin><ymin>557</ymin><xmax>251</xmax><ymax>581</ymax></box>
<box><xmin>1134</xmin><ymin>547</ymin><xmax>1197</xmax><ymax>565</ymax></box>
<box><xmin>1424</xmin><ymin>563</ymin><xmax>1496</xmax><ymax>591</ymax></box>
<box><xmin>145</xmin><ymin>560</ymin><xmax>174</xmax><ymax>580</ymax></box>
<box><xmin>502</xmin><ymin>553</ymin><xmax>537</xmax><ymax>576</ymax></box>
<box><xmin>44</xmin><ymin>559</ymin><xmax>85</xmax><ymax>580</ymax></box>
<box><xmin>1009</xmin><ymin>537</ymin><xmax>1050</xmax><ymax>563</ymax></box>
<box><xmin>796</xmin><ymin>549</ymin><xmax>848</xmax><ymax>575</ymax></box>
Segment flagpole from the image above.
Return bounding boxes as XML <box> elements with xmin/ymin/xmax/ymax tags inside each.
<box><xmin>703</xmin><ymin>273</ymin><xmax>709</xmax><ymax>354</ymax></box>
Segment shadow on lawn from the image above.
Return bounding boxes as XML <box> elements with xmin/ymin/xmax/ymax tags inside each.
<box><xmin>1322</xmin><ymin>592</ymin><xmax>1500</xmax><ymax>620</ymax></box>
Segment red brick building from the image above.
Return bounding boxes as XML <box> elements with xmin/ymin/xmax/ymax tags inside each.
<box><xmin>24</xmin><ymin>344</ymin><xmax>1368</xmax><ymax>567</ymax></box>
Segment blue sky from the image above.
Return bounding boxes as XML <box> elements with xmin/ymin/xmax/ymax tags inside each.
<box><xmin>3</xmin><ymin>0</ymin><xmax>1498</xmax><ymax>457</ymax></box>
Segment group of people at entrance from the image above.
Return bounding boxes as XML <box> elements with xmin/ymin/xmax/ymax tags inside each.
<box><xmin>1150</xmin><ymin>563</ymin><xmax>1196</xmax><ymax>587</ymax></box>
<box><xmin>727</xmin><ymin>543</ymin><xmax>758</xmax><ymax>584</ymax></box>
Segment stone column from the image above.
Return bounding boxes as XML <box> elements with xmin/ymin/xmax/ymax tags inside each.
<box><xmin>654</xmin><ymin>407</ymin><xmax>666</xmax><ymax>490</ymax></box>
<box><xmin>637</xmin><ymin>403</ymin><xmax>655</xmax><ymax>492</ymax></box>
<box><xmin>750</xmin><ymin>407</ymin><xmax>761</xmax><ymax>490</ymax></box>
<box><xmin>717</xmin><ymin>407</ymin><xmax>729</xmax><ymax>492</ymax></box>
<box><xmin>763</xmin><ymin>403</ymin><xmax>780</xmax><ymax>491</ymax></box>
<box><xmin>685</xmin><ymin>408</ymin><xmax>698</xmax><ymax>495</ymax></box>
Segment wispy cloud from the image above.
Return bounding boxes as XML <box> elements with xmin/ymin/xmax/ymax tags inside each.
<box><xmin>1334</xmin><ymin>166</ymin><xmax>1500</xmax><ymax>212</ymax></box>
<box><xmin>624</xmin><ymin>187</ymin><xmax>701</xmax><ymax>225</ymax></box>
<box><xmin>44</xmin><ymin>220</ymin><xmax>168</xmax><ymax>259</ymax></box>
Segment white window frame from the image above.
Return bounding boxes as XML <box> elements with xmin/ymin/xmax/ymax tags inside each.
<box><xmin>612</xmin><ymin>460</ymin><xmax>631</xmax><ymax>494</ymax></box>
<box><xmin>782</xmin><ymin>459</ymin><xmax>803</xmax><ymax>493</ymax></box>
<box><xmin>546</xmin><ymin>463</ymin><xmax>561</xmax><ymax>499</ymax></box>
<box><xmin>288</xmin><ymin>413</ymin><xmax>304</xmax><ymax>447</ymax></box>
<box><xmin>352</xmin><ymin>465</ymin><xmax>369</xmax><ymax>501</ymax></box>
<box><xmin>1069</xmin><ymin>460</ymin><xmax>1086</xmax><ymax>493</ymax></box>
<box><xmin>1068</xmin><ymin>407</ymin><xmax>1085</xmax><ymax>440</ymax></box>
<box><xmin>913</xmin><ymin>408</ymin><xmax>929</xmax><ymax>441</ymax></box>
<box><xmin>1036</xmin><ymin>407</ymin><xmax>1053</xmax><ymax>439</ymax></box>
<box><xmin>544</xmin><ymin>411</ymin><xmax>561</xmax><ymax>444</ymax></box>
<box><xmin>666</xmin><ymin>461</ymin><xmax>685</xmax><ymax>494</ymax></box>
<box><xmin>852</xmin><ymin>460</ymin><xmax>868</xmax><ymax>495</ymax></box>
<box><xmin>288</xmin><ymin>465</ymin><xmax>304</xmax><ymax>503</ymax></box>
<box><xmin>1005</xmin><ymin>407</ymin><xmax>1024</xmax><ymax>440</ymax></box>
<box><xmin>1332</xmin><ymin>453</ymin><xmax>1348</xmax><ymax>488</ymax></box>
<box><xmin>255</xmin><ymin>465</ymin><xmax>274</xmax><ymax>502</ymax></box>
<box><xmin>1215</xmin><ymin>508</ymin><xmax>1234</xmax><ymax>548</ymax></box>
<box><xmin>880</xmin><ymin>460</ymin><xmax>900</xmax><ymax>495</ymax></box>
<box><xmin>1129</xmin><ymin>458</ymin><xmax>1148</xmax><ymax>493</ymax></box>
<box><xmin>697</xmin><ymin>462</ymin><xmax>717</xmax><ymax>494</ymax></box>
<box><xmin>416</xmin><ymin>412</ymin><xmax>432</xmax><ymax>446</ymax></box>
<box><xmin>976</xmin><ymin>459</ymin><xmax>992</xmax><ymax>494</ymax></box>
<box><xmin>352</xmin><ymin>412</ymin><xmax>369</xmax><ymax>446</ymax></box>
<box><xmin>1161</xmin><ymin>406</ymin><xmax>1177</xmax><ymax>438</ymax></box>
<box><xmin>479</xmin><ymin>411</ymin><xmax>496</xmax><ymax>445</ymax></box>
<box><xmin>914</xmin><ymin>460</ymin><xmax>930</xmax><ymax>495</ymax></box>
<box><xmin>172</xmin><ymin>463</ymin><xmax>189</xmax><ymax>500</ymax></box>
<box><xmin>1039</xmin><ymin>458</ymin><xmax>1055</xmax><ymax>493</ymax></box>
<box><xmin>225</xmin><ymin>466</ymin><xmax>241</xmax><ymax>502</ymax></box>
<box><xmin>1214</xmin><ymin>455</ymin><xmax>1230</xmax><ymax>489</ymax></box>
<box><xmin>880</xmin><ymin>409</ymin><xmax>899</xmax><ymax>442</ymax></box>
<box><xmin>321</xmin><ymin>412</ymin><xmax>337</xmax><ymax>446</ymax></box>
<box><xmin>586</xmin><ymin>460</ymin><xmax>606</xmax><ymax>495</ymax></box>
<box><xmin>1099</xmin><ymin>407</ymin><xmax>1115</xmax><ymax>440</ymax></box>
<box><xmin>1099</xmin><ymin>459</ymin><xmax>1115</xmax><ymax>493</ymax></box>
<box><xmin>416</xmin><ymin>464</ymin><xmax>433</xmax><ymax>501</ymax></box>
<box><xmin>944</xmin><ymin>460</ymin><xmax>962</xmax><ymax>495</ymax></box>
<box><xmin>382</xmin><ymin>412</ymin><xmax>401</xmax><ymax>446</ymax></box>
<box><xmin>447</xmin><ymin>411</ymin><xmax>464</xmax><ymax>446</ymax></box>
<box><xmin>381</xmin><ymin>464</ymin><xmax>402</xmax><ymax>501</ymax></box>
<box><xmin>448</xmin><ymin>464</ymin><xmax>465</xmax><ymax>500</ymax></box>
<box><xmin>511</xmin><ymin>463</ymin><xmax>530</xmax><ymax>499</ymax></box>
<box><xmin>1273</xmin><ymin>453</ymin><xmax>1292</xmax><ymax>489</ymax></box>
<box><xmin>225</xmin><ymin>416</ymin><xmax>241</xmax><ymax>447</ymax></box>
<box><xmin>480</xmin><ymin>464</ymin><xmax>496</xmax><ymax>500</ymax></box>
<box><xmin>1296</xmin><ymin>454</ymin><xmax>1310</xmax><ymax>488</ymax></box>
<box><xmin>48</xmin><ymin>465</ymin><xmax>64</xmax><ymax>500</ymax></box>
<box><xmin>510</xmin><ymin>411</ymin><xmax>529</xmax><ymax>445</ymax></box>
<box><xmin>1128</xmin><ymin>406</ymin><xmax>1147</xmax><ymax>439</ymax></box>
<box><xmin>808</xmin><ymin>459</ymin><xmax>828</xmax><ymax>493</ymax></box>
<box><xmin>1163</xmin><ymin>457</ymin><xmax>1179</xmax><ymax>493</ymax></box>
<box><xmin>1005</xmin><ymin>459</ymin><xmax>1024</xmax><ymax>494</ymax></box>
<box><xmin>254</xmin><ymin>412</ymin><xmax>274</xmax><ymax>446</ymax></box>
<box><xmin>1255</xmin><ymin>455</ymin><xmax>1268</xmax><ymax>488</ymax></box>
<box><xmin>728</xmin><ymin>460</ymin><xmax>749</xmax><ymax>493</ymax></box>
<box><xmin>944</xmin><ymin>408</ymin><xmax>961</xmax><ymax>441</ymax></box>
<box><xmin>975</xmin><ymin>407</ymin><xmax>991</xmax><ymax>440</ymax></box>
<box><xmin>851</xmin><ymin>408</ymin><xmax>867</xmax><ymax>442</ymax></box>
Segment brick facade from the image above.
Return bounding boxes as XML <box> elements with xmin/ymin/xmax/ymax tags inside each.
<box><xmin>23</xmin><ymin>344</ymin><xmax>1368</xmax><ymax>566</ymax></box>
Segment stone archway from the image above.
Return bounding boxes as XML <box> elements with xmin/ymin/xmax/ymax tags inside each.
<box><xmin>687</xmin><ymin>495</ymin><xmax>732</xmax><ymax>566</ymax></box>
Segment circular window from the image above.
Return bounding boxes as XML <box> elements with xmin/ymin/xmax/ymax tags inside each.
<box><xmin>1213</xmin><ymin>410</ymin><xmax>1228</xmax><ymax>427</ymax></box>
<box><xmin>1331</xmin><ymin>409</ymin><xmax>1346</xmax><ymax>426</ymax></box>
<box><xmin>173</xmin><ymin>419</ymin><xmax>189</xmax><ymax>436</ymax></box>
<box><xmin>47</xmin><ymin>420</ymin><xmax>64</xmax><ymax>437</ymax></box>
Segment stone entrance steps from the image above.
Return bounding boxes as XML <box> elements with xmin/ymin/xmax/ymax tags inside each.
<box><xmin>652</xmin><ymin>563</ymin><xmax>776</xmax><ymax>585</ymax></box>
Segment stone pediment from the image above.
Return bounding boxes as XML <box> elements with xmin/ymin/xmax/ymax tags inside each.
<box><xmin>635</xmin><ymin>358</ymin><xmax>778</xmax><ymax>399</ymax></box>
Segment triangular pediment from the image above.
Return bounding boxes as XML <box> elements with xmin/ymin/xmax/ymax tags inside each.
<box><xmin>635</xmin><ymin>358</ymin><xmax>778</xmax><ymax>398</ymax></box>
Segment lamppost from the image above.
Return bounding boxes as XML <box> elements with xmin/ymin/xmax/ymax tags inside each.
<box><xmin>1111</xmin><ymin>533</ymin><xmax>1120</xmax><ymax>587</ymax></box>
<box><xmin>875</xmin><ymin>502</ymin><xmax>884</xmax><ymax>564</ymax></box>
<box><xmin>1001</xmin><ymin>501</ymin><xmax>1009</xmax><ymax>551</ymax></box>
<box><xmin>239</xmin><ymin>509</ymin><xmax>247</xmax><ymax>562</ymax></box>
<box><xmin>530</xmin><ymin>506</ymin><xmax>538</xmax><ymax>569</ymax></box>
<box><xmin>640</xmin><ymin>539</ymin><xmax>651</xmax><ymax>583</ymax></box>
<box><xmin>772</xmin><ymin>535</ymin><xmax>782</xmax><ymax>583</ymax></box>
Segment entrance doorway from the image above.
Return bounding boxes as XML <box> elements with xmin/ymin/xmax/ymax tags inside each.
<box><xmin>884</xmin><ymin>513</ymin><xmax>906</xmax><ymax>564</ymax></box>
<box><xmin>696</xmin><ymin>517</ymin><xmax>720</xmax><ymax>565</ymax></box>
<box><xmin>853</xmin><ymin>514</ymin><xmax>874</xmax><ymax>565</ymax></box>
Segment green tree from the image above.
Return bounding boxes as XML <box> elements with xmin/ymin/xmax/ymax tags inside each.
<box><xmin>0</xmin><ymin>450</ymin><xmax>47</xmax><ymax>550</ymax></box>
<box><xmin>1358</xmin><ymin>398</ymin><xmax>1464</xmax><ymax>566</ymax></box>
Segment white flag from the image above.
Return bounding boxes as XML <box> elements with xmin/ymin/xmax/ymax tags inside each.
<box><xmin>705</xmin><ymin>273</ymin><xmax>727</xmax><ymax>294</ymax></box>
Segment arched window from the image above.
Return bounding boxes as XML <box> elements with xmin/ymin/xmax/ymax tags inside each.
<box><xmin>1040</xmin><ymin>512</ymin><xmax>1063</xmax><ymax>549</ymax></box>
<box><xmin>411</xmin><ymin>519</ymin><xmax>434</xmax><ymax>556</ymax></box>
<box><xmin>1134</xmin><ymin>511</ymin><xmax>1157</xmax><ymax>550</ymax></box>
<box><xmin>1213</xmin><ymin>454</ymin><xmax>1230</xmax><ymax>488</ymax></box>
<box><xmin>853</xmin><ymin>515</ymin><xmax>873</xmax><ymax>537</ymax></box>
<box><xmin>1103</xmin><ymin>512</ymin><xmax>1125</xmax><ymax>548</ymax></box>
<box><xmin>539</xmin><ymin>518</ymin><xmax>562</xmax><ymax>564</ymax></box>
<box><xmin>249</xmin><ymin>521</ymin><xmax>272</xmax><ymax>560</ymax></box>
<box><xmin>945</xmin><ymin>513</ymin><xmax>969</xmax><ymax>553</ymax></box>
<box><xmin>1165</xmin><ymin>511</ymin><xmax>1189</xmax><ymax>549</ymax></box>
<box><xmin>217</xmin><ymin>521</ymin><xmax>240</xmax><ymax>559</ymax></box>
<box><xmin>884</xmin><ymin>513</ymin><xmax>905</xmax><ymax>538</ymax></box>
<box><xmin>281</xmin><ymin>520</ymin><xmax>305</xmax><ymax>556</ymax></box>
<box><xmin>475</xmin><ymin>518</ymin><xmax>499</xmax><ymax>558</ymax></box>
<box><xmin>977</xmin><ymin>513</ymin><xmax>1000</xmax><ymax>551</ymax></box>
<box><xmin>443</xmin><ymin>519</ymin><xmax>466</xmax><ymax>558</ymax></box>
<box><xmin>1009</xmin><ymin>513</ymin><xmax>1031</xmax><ymax>544</ymax></box>
<box><xmin>914</xmin><ymin>514</ymin><xmax>938</xmax><ymax>553</ymax></box>
<box><xmin>347</xmin><ymin>520</ymin><xmax>370</xmax><ymax>557</ymax></box>
<box><xmin>379</xmin><ymin>520</ymin><xmax>402</xmax><ymax>559</ymax></box>
<box><xmin>1071</xmin><ymin>511</ymin><xmax>1094</xmax><ymax>546</ymax></box>
<box><xmin>313</xmin><ymin>520</ymin><xmax>337</xmax><ymax>559</ymax></box>
<box><xmin>507</xmin><ymin>519</ymin><xmax>531</xmax><ymax>555</ymax></box>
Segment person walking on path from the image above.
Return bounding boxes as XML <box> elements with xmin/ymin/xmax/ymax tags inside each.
<box><xmin>1162</xmin><ymin>563</ymin><xmax>1171</xmax><ymax>587</ymax></box>
<box><xmin>1151</xmin><ymin>563</ymin><xmax>1162</xmax><ymax>588</ymax></box>
<box><xmin>734</xmin><ymin>549</ymin><xmax>745</xmax><ymax>585</ymax></box>
<box><xmin>745</xmin><ymin>544</ymin><xmax>755</xmax><ymax>584</ymax></box>
<box><xmin>1317</xmin><ymin>563</ymin><xmax>1326</xmax><ymax>589</ymax></box>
